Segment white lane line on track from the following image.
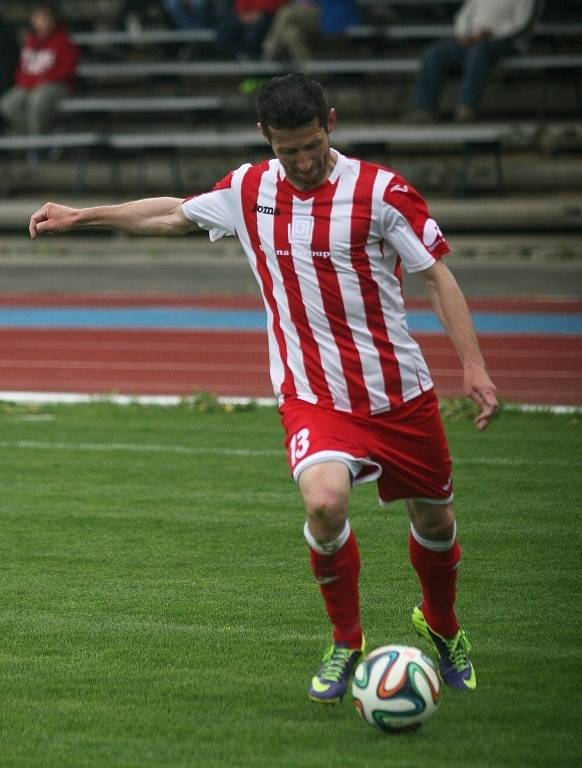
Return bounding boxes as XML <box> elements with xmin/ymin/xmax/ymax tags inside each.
<box><xmin>0</xmin><ymin>359</ymin><xmax>266</xmax><ymax>372</ymax></box>
<box><xmin>0</xmin><ymin>440</ymin><xmax>579</xmax><ymax>466</ymax></box>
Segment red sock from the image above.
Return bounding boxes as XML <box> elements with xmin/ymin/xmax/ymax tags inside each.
<box><xmin>408</xmin><ymin>530</ymin><xmax>462</xmax><ymax>638</ymax></box>
<box><xmin>309</xmin><ymin>530</ymin><xmax>362</xmax><ymax>648</ymax></box>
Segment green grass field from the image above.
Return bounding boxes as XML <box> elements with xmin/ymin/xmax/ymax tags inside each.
<box><xmin>0</xmin><ymin>400</ymin><xmax>580</xmax><ymax>768</ymax></box>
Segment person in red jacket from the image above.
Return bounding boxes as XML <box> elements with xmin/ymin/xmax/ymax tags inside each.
<box><xmin>216</xmin><ymin>0</ymin><xmax>289</xmax><ymax>61</ymax></box>
<box><xmin>0</xmin><ymin>2</ymin><xmax>79</xmax><ymax>135</ymax></box>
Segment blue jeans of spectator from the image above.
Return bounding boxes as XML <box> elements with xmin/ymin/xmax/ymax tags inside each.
<box><xmin>217</xmin><ymin>11</ymin><xmax>273</xmax><ymax>60</ymax></box>
<box><xmin>163</xmin><ymin>0</ymin><xmax>211</xmax><ymax>30</ymax></box>
<box><xmin>412</xmin><ymin>36</ymin><xmax>517</xmax><ymax>114</ymax></box>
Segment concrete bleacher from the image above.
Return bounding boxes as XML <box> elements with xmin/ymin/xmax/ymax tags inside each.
<box><xmin>70</xmin><ymin>21</ymin><xmax>582</xmax><ymax>49</ymax></box>
<box><xmin>0</xmin><ymin>122</ymin><xmax>537</xmax><ymax>195</ymax></box>
<box><xmin>59</xmin><ymin>51</ymin><xmax>580</xmax><ymax>143</ymax></box>
<box><xmin>107</xmin><ymin>122</ymin><xmax>538</xmax><ymax>194</ymax></box>
<box><xmin>49</xmin><ymin>2</ymin><xmax>582</xmax><ymax>128</ymax></box>
<box><xmin>59</xmin><ymin>96</ymin><xmax>230</xmax><ymax>115</ymax></box>
<box><xmin>56</xmin><ymin>11</ymin><xmax>582</xmax><ymax>128</ymax></box>
<box><xmin>73</xmin><ymin>53</ymin><xmax>582</xmax><ymax>80</ymax></box>
<box><xmin>1</xmin><ymin>1</ymin><xmax>580</xmax><ymax>208</ymax></box>
<box><xmin>5</xmin><ymin>118</ymin><xmax>580</xmax><ymax>207</ymax></box>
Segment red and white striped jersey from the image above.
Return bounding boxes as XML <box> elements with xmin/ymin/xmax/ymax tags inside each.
<box><xmin>182</xmin><ymin>150</ymin><xmax>449</xmax><ymax>416</ymax></box>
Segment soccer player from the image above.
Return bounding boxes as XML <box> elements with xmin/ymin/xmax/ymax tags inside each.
<box><xmin>29</xmin><ymin>74</ymin><xmax>498</xmax><ymax>703</ymax></box>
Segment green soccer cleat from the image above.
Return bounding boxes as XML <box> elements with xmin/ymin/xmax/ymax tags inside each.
<box><xmin>309</xmin><ymin>638</ymin><xmax>365</xmax><ymax>705</ymax></box>
<box><xmin>412</xmin><ymin>606</ymin><xmax>476</xmax><ymax>691</ymax></box>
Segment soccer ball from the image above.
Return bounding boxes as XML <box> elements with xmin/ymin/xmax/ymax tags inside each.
<box><xmin>352</xmin><ymin>644</ymin><xmax>441</xmax><ymax>732</ymax></box>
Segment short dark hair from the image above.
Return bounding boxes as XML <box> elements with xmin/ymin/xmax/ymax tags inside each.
<box><xmin>32</xmin><ymin>2</ymin><xmax>62</xmax><ymax>22</ymax></box>
<box><xmin>256</xmin><ymin>74</ymin><xmax>329</xmax><ymax>132</ymax></box>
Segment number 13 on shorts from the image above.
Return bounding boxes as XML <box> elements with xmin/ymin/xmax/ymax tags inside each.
<box><xmin>290</xmin><ymin>427</ymin><xmax>310</xmax><ymax>467</ymax></box>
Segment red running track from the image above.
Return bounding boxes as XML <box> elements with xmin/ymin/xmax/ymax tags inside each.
<box><xmin>1</xmin><ymin>295</ymin><xmax>581</xmax><ymax>406</ymax></box>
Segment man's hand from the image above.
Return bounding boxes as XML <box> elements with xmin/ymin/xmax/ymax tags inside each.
<box><xmin>463</xmin><ymin>361</ymin><xmax>498</xmax><ymax>431</ymax></box>
<box><xmin>420</xmin><ymin>261</ymin><xmax>499</xmax><ymax>431</ymax></box>
<box><xmin>238</xmin><ymin>10</ymin><xmax>261</xmax><ymax>22</ymax></box>
<box><xmin>29</xmin><ymin>202</ymin><xmax>80</xmax><ymax>239</ymax></box>
<box><xmin>458</xmin><ymin>29</ymin><xmax>492</xmax><ymax>46</ymax></box>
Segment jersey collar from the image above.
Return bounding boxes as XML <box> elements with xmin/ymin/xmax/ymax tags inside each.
<box><xmin>277</xmin><ymin>149</ymin><xmax>343</xmax><ymax>196</ymax></box>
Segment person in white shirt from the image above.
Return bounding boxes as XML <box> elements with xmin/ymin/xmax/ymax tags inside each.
<box><xmin>411</xmin><ymin>0</ymin><xmax>541</xmax><ymax>122</ymax></box>
<box><xmin>28</xmin><ymin>74</ymin><xmax>498</xmax><ymax>704</ymax></box>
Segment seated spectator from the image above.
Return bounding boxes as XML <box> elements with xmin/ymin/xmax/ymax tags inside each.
<box><xmin>162</xmin><ymin>0</ymin><xmax>214</xmax><ymax>30</ymax></box>
<box><xmin>0</xmin><ymin>13</ymin><xmax>19</xmax><ymax>100</ymax></box>
<box><xmin>410</xmin><ymin>0</ymin><xmax>542</xmax><ymax>123</ymax></box>
<box><xmin>115</xmin><ymin>1</ymin><xmax>174</xmax><ymax>35</ymax></box>
<box><xmin>263</xmin><ymin>0</ymin><xmax>361</xmax><ymax>65</ymax></box>
<box><xmin>216</xmin><ymin>0</ymin><xmax>289</xmax><ymax>61</ymax></box>
<box><xmin>0</xmin><ymin>2</ymin><xmax>79</xmax><ymax>135</ymax></box>
<box><xmin>0</xmin><ymin>13</ymin><xmax>19</xmax><ymax>135</ymax></box>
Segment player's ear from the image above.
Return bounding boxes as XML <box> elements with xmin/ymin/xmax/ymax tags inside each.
<box><xmin>257</xmin><ymin>122</ymin><xmax>271</xmax><ymax>144</ymax></box>
<box><xmin>326</xmin><ymin>108</ymin><xmax>337</xmax><ymax>134</ymax></box>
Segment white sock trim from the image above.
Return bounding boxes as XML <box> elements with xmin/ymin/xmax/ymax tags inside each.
<box><xmin>304</xmin><ymin>520</ymin><xmax>351</xmax><ymax>555</ymax></box>
<box><xmin>410</xmin><ymin>521</ymin><xmax>457</xmax><ymax>552</ymax></box>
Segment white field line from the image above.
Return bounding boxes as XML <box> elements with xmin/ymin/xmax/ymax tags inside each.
<box><xmin>0</xmin><ymin>439</ymin><xmax>579</xmax><ymax>467</ymax></box>
<box><xmin>1</xmin><ymin>390</ymin><xmax>582</xmax><ymax>413</ymax></box>
<box><xmin>0</xmin><ymin>391</ymin><xmax>277</xmax><ymax>407</ymax></box>
<box><xmin>0</xmin><ymin>440</ymin><xmax>280</xmax><ymax>457</ymax></box>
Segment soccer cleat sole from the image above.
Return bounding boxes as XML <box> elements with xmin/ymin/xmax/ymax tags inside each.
<box><xmin>308</xmin><ymin>639</ymin><xmax>365</xmax><ymax>705</ymax></box>
<box><xmin>308</xmin><ymin>693</ymin><xmax>342</xmax><ymax>705</ymax></box>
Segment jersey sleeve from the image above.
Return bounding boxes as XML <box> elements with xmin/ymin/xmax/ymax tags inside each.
<box><xmin>380</xmin><ymin>174</ymin><xmax>450</xmax><ymax>273</ymax></box>
<box><xmin>181</xmin><ymin>170</ymin><xmax>238</xmax><ymax>242</ymax></box>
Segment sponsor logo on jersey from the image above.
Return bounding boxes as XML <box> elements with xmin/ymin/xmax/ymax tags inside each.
<box><xmin>275</xmin><ymin>247</ymin><xmax>331</xmax><ymax>260</ymax></box>
<box><xmin>422</xmin><ymin>218</ymin><xmax>444</xmax><ymax>252</ymax></box>
<box><xmin>253</xmin><ymin>203</ymin><xmax>280</xmax><ymax>215</ymax></box>
<box><xmin>290</xmin><ymin>217</ymin><xmax>314</xmax><ymax>243</ymax></box>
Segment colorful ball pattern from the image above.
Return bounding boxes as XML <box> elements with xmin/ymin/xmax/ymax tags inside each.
<box><xmin>352</xmin><ymin>644</ymin><xmax>441</xmax><ymax>732</ymax></box>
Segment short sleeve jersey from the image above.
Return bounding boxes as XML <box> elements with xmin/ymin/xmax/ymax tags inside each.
<box><xmin>182</xmin><ymin>150</ymin><xmax>449</xmax><ymax>416</ymax></box>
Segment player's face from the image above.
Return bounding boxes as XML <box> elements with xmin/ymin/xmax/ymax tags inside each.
<box><xmin>31</xmin><ymin>9</ymin><xmax>57</xmax><ymax>37</ymax></box>
<box><xmin>262</xmin><ymin>111</ymin><xmax>336</xmax><ymax>191</ymax></box>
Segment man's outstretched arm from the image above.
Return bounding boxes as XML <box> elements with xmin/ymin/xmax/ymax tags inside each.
<box><xmin>420</xmin><ymin>260</ymin><xmax>498</xmax><ymax>431</ymax></box>
<box><xmin>29</xmin><ymin>197</ymin><xmax>196</xmax><ymax>239</ymax></box>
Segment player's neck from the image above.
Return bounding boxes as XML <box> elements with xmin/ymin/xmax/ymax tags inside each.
<box><xmin>285</xmin><ymin>150</ymin><xmax>339</xmax><ymax>192</ymax></box>
<box><xmin>327</xmin><ymin>149</ymin><xmax>338</xmax><ymax>171</ymax></box>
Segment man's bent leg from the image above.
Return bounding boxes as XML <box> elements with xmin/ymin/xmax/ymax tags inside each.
<box><xmin>300</xmin><ymin>461</ymin><xmax>362</xmax><ymax>647</ymax></box>
<box><xmin>412</xmin><ymin>38</ymin><xmax>466</xmax><ymax>115</ymax></box>
<box><xmin>28</xmin><ymin>83</ymin><xmax>70</xmax><ymax>135</ymax></box>
<box><xmin>458</xmin><ymin>38</ymin><xmax>516</xmax><ymax>112</ymax></box>
<box><xmin>300</xmin><ymin>462</ymin><xmax>364</xmax><ymax>703</ymax></box>
<box><xmin>406</xmin><ymin>499</ymin><xmax>460</xmax><ymax>637</ymax></box>
<box><xmin>407</xmin><ymin>499</ymin><xmax>475</xmax><ymax>690</ymax></box>
<box><xmin>0</xmin><ymin>87</ymin><xmax>29</xmax><ymax>134</ymax></box>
